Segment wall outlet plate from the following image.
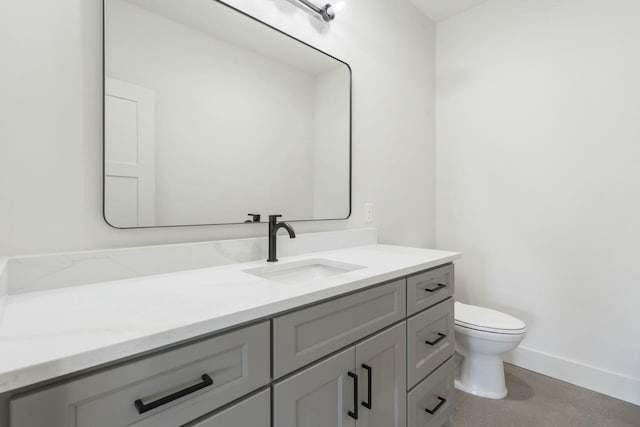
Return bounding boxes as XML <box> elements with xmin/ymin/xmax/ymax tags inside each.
<box><xmin>364</xmin><ymin>203</ymin><xmax>374</xmax><ymax>223</ymax></box>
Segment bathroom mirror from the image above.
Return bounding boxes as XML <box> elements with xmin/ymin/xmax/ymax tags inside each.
<box><xmin>103</xmin><ymin>0</ymin><xmax>351</xmax><ymax>228</ymax></box>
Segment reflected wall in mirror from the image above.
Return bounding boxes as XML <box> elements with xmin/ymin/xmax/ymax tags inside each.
<box><xmin>104</xmin><ymin>0</ymin><xmax>351</xmax><ymax>228</ymax></box>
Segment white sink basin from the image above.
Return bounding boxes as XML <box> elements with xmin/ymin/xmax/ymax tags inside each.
<box><xmin>244</xmin><ymin>259</ymin><xmax>365</xmax><ymax>284</ymax></box>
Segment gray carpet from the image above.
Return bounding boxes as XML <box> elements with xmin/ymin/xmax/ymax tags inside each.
<box><xmin>452</xmin><ymin>363</ymin><xmax>640</xmax><ymax>427</ymax></box>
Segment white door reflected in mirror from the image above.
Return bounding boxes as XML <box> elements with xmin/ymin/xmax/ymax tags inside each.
<box><xmin>104</xmin><ymin>78</ymin><xmax>156</xmax><ymax>227</ymax></box>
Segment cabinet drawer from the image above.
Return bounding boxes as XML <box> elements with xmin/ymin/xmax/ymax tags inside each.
<box><xmin>408</xmin><ymin>357</ymin><xmax>455</xmax><ymax>427</ymax></box>
<box><xmin>187</xmin><ymin>389</ymin><xmax>270</xmax><ymax>427</ymax></box>
<box><xmin>10</xmin><ymin>322</ymin><xmax>270</xmax><ymax>427</ymax></box>
<box><xmin>407</xmin><ymin>299</ymin><xmax>455</xmax><ymax>389</ymax></box>
<box><xmin>407</xmin><ymin>264</ymin><xmax>454</xmax><ymax>316</ymax></box>
<box><xmin>273</xmin><ymin>279</ymin><xmax>406</xmax><ymax>378</ymax></box>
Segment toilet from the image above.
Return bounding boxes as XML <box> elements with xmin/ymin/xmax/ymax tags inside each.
<box><xmin>454</xmin><ymin>302</ymin><xmax>527</xmax><ymax>399</ymax></box>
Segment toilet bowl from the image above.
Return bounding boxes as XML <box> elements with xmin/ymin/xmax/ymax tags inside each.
<box><xmin>454</xmin><ymin>302</ymin><xmax>526</xmax><ymax>399</ymax></box>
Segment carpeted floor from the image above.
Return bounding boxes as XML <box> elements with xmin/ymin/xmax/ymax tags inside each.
<box><xmin>452</xmin><ymin>363</ymin><xmax>640</xmax><ymax>427</ymax></box>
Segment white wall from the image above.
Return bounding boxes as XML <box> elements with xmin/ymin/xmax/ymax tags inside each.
<box><xmin>436</xmin><ymin>0</ymin><xmax>640</xmax><ymax>404</ymax></box>
<box><xmin>0</xmin><ymin>0</ymin><xmax>436</xmax><ymax>256</ymax></box>
<box><xmin>107</xmin><ymin>0</ymin><xmax>316</xmax><ymax>224</ymax></box>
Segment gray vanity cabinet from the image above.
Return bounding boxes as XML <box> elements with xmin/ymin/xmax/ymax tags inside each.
<box><xmin>273</xmin><ymin>322</ymin><xmax>407</xmax><ymax>427</ymax></box>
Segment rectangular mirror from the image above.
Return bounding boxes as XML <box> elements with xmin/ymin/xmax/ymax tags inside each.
<box><xmin>104</xmin><ymin>0</ymin><xmax>351</xmax><ymax>228</ymax></box>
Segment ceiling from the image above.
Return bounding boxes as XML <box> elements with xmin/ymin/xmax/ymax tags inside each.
<box><xmin>408</xmin><ymin>0</ymin><xmax>489</xmax><ymax>22</ymax></box>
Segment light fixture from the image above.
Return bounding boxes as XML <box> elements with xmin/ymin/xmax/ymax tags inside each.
<box><xmin>295</xmin><ymin>0</ymin><xmax>336</xmax><ymax>22</ymax></box>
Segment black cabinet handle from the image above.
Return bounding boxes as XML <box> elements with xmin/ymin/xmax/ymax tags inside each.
<box><xmin>425</xmin><ymin>333</ymin><xmax>447</xmax><ymax>346</ymax></box>
<box><xmin>134</xmin><ymin>374</ymin><xmax>213</xmax><ymax>414</ymax></box>
<box><xmin>425</xmin><ymin>396</ymin><xmax>447</xmax><ymax>415</ymax></box>
<box><xmin>348</xmin><ymin>371</ymin><xmax>359</xmax><ymax>420</ymax></box>
<box><xmin>361</xmin><ymin>364</ymin><xmax>372</xmax><ymax>409</ymax></box>
<box><xmin>424</xmin><ymin>283</ymin><xmax>447</xmax><ymax>293</ymax></box>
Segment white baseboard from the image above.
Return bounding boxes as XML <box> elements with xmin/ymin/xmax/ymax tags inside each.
<box><xmin>504</xmin><ymin>346</ymin><xmax>640</xmax><ymax>406</ymax></box>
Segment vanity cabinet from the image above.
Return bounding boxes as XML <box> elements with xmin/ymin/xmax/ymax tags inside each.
<box><xmin>274</xmin><ymin>322</ymin><xmax>406</xmax><ymax>427</ymax></box>
<box><xmin>8</xmin><ymin>263</ymin><xmax>456</xmax><ymax>427</ymax></box>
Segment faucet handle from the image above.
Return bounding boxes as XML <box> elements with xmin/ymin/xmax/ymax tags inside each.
<box><xmin>246</xmin><ymin>213</ymin><xmax>261</xmax><ymax>223</ymax></box>
<box><xmin>268</xmin><ymin>214</ymin><xmax>282</xmax><ymax>223</ymax></box>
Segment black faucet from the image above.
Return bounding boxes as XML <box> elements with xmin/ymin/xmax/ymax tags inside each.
<box><xmin>267</xmin><ymin>214</ymin><xmax>296</xmax><ymax>262</ymax></box>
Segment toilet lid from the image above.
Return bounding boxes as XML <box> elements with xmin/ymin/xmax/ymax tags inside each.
<box><xmin>455</xmin><ymin>302</ymin><xmax>526</xmax><ymax>333</ymax></box>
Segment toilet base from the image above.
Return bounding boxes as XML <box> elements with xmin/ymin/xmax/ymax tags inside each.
<box><xmin>455</xmin><ymin>378</ymin><xmax>507</xmax><ymax>399</ymax></box>
<box><xmin>455</xmin><ymin>353</ymin><xmax>508</xmax><ymax>399</ymax></box>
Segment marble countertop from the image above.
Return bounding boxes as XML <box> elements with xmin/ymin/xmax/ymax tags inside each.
<box><xmin>0</xmin><ymin>244</ymin><xmax>459</xmax><ymax>394</ymax></box>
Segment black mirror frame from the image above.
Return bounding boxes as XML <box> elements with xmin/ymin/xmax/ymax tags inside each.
<box><xmin>102</xmin><ymin>0</ymin><xmax>352</xmax><ymax>229</ymax></box>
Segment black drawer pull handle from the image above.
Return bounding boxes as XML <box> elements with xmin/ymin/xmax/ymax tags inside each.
<box><xmin>348</xmin><ymin>371</ymin><xmax>359</xmax><ymax>420</ymax></box>
<box><xmin>425</xmin><ymin>333</ymin><xmax>447</xmax><ymax>346</ymax></box>
<box><xmin>424</xmin><ymin>283</ymin><xmax>447</xmax><ymax>293</ymax></box>
<box><xmin>425</xmin><ymin>396</ymin><xmax>447</xmax><ymax>415</ymax></box>
<box><xmin>134</xmin><ymin>374</ymin><xmax>213</xmax><ymax>414</ymax></box>
<box><xmin>362</xmin><ymin>364</ymin><xmax>372</xmax><ymax>409</ymax></box>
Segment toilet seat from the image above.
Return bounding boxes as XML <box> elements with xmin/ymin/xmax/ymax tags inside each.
<box><xmin>455</xmin><ymin>302</ymin><xmax>526</xmax><ymax>335</ymax></box>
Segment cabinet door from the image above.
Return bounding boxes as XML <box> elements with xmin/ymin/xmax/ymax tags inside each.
<box><xmin>274</xmin><ymin>347</ymin><xmax>356</xmax><ymax>427</ymax></box>
<box><xmin>355</xmin><ymin>323</ymin><xmax>407</xmax><ymax>427</ymax></box>
<box><xmin>187</xmin><ymin>389</ymin><xmax>270</xmax><ymax>427</ymax></box>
